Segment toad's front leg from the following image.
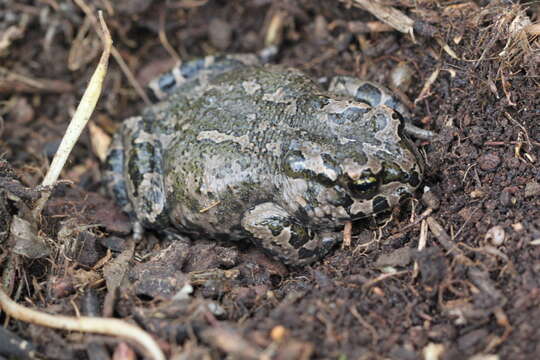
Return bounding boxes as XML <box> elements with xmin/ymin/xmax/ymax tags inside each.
<box><xmin>241</xmin><ymin>202</ymin><xmax>340</xmax><ymax>266</ymax></box>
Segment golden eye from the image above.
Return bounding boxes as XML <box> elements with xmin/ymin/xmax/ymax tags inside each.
<box><xmin>349</xmin><ymin>172</ymin><xmax>378</xmax><ymax>198</ymax></box>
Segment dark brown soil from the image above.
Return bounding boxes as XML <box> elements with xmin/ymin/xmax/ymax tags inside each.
<box><xmin>1</xmin><ymin>1</ymin><xmax>539</xmax><ymax>359</ymax></box>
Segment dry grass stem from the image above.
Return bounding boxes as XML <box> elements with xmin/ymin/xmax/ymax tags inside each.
<box><xmin>32</xmin><ymin>11</ymin><xmax>112</xmax><ymax>221</ymax></box>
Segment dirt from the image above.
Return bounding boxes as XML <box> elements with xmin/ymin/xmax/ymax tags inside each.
<box><xmin>1</xmin><ymin>1</ymin><xmax>539</xmax><ymax>359</ymax></box>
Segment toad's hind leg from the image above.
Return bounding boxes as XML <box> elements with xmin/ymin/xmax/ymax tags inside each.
<box><xmin>105</xmin><ymin>116</ymin><xmax>170</xmax><ymax>232</ymax></box>
<box><xmin>328</xmin><ymin>76</ymin><xmax>435</xmax><ymax>140</ymax></box>
<box><xmin>147</xmin><ymin>53</ymin><xmax>262</xmax><ymax>101</ymax></box>
<box><xmin>104</xmin><ymin>128</ymin><xmax>132</xmax><ymax>216</ymax></box>
<box><xmin>241</xmin><ymin>202</ymin><xmax>340</xmax><ymax>266</ymax></box>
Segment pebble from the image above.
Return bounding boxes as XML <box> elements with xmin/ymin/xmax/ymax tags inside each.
<box><xmin>390</xmin><ymin>62</ymin><xmax>414</xmax><ymax>92</ymax></box>
<box><xmin>505</xmin><ymin>156</ymin><xmax>521</xmax><ymax>169</ymax></box>
<box><xmin>525</xmin><ymin>181</ymin><xmax>540</xmax><ymax>197</ymax></box>
<box><xmin>499</xmin><ymin>189</ymin><xmax>513</xmax><ymax>207</ymax></box>
<box><xmin>485</xmin><ymin>225</ymin><xmax>505</xmax><ymax>246</ymax></box>
<box><xmin>9</xmin><ymin>97</ymin><xmax>34</xmax><ymax>124</ymax></box>
<box><xmin>457</xmin><ymin>328</ymin><xmax>489</xmax><ymax>353</ymax></box>
<box><xmin>427</xmin><ymin>323</ymin><xmax>457</xmax><ymax>341</ymax></box>
<box><xmin>270</xmin><ymin>325</ymin><xmax>287</xmax><ymax>342</ymax></box>
<box><xmin>209</xmin><ymin>18</ymin><xmax>233</xmax><ymax>50</ymax></box>
<box><xmin>422</xmin><ymin>188</ymin><xmax>440</xmax><ymax>209</ymax></box>
<box><xmin>374</xmin><ymin>247</ymin><xmax>412</xmax><ymax>268</ymax></box>
<box><xmin>478</xmin><ymin>153</ymin><xmax>501</xmax><ymax>171</ymax></box>
<box><xmin>313</xmin><ymin>15</ymin><xmax>330</xmax><ymax>44</ymax></box>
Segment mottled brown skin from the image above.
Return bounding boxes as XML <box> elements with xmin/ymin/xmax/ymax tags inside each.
<box><xmin>105</xmin><ymin>54</ymin><xmax>424</xmax><ymax>265</ymax></box>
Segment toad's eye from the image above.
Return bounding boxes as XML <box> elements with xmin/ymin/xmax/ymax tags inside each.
<box><xmin>349</xmin><ymin>171</ymin><xmax>378</xmax><ymax>198</ymax></box>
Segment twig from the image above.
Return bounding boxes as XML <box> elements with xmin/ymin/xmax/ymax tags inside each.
<box><xmin>425</xmin><ymin>216</ymin><xmax>463</xmax><ymax>259</ymax></box>
<box><xmin>158</xmin><ymin>8</ymin><xmax>181</xmax><ymax>63</ymax></box>
<box><xmin>349</xmin><ymin>305</ymin><xmax>378</xmax><ymax>346</ymax></box>
<box><xmin>413</xmin><ymin>219</ymin><xmax>429</xmax><ymax>279</ymax></box>
<box><xmin>342</xmin><ymin>221</ymin><xmax>352</xmax><ymax>248</ymax></box>
<box><xmin>362</xmin><ymin>270</ymin><xmax>408</xmax><ymax>290</ymax></box>
<box><xmin>415</xmin><ymin>66</ymin><xmax>441</xmax><ymax>104</ymax></box>
<box><xmin>265</xmin><ymin>10</ymin><xmax>286</xmax><ymax>47</ymax></box>
<box><xmin>345</xmin><ymin>0</ymin><xmax>414</xmax><ymax>36</ymax></box>
<box><xmin>0</xmin><ymin>286</ymin><xmax>164</xmax><ymax>360</ymax></box>
<box><xmin>0</xmin><ymin>67</ymin><xmax>73</xmax><ymax>94</ymax></box>
<box><xmin>484</xmin><ymin>140</ymin><xmax>540</xmax><ymax>147</ymax></box>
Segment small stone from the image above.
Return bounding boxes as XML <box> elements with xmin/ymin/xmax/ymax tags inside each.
<box><xmin>372</xmin><ymin>287</ymin><xmax>385</xmax><ymax>297</ymax></box>
<box><xmin>9</xmin><ymin>97</ymin><xmax>34</xmax><ymax>124</ymax></box>
<box><xmin>374</xmin><ymin>247</ymin><xmax>411</xmax><ymax>268</ymax></box>
<box><xmin>457</xmin><ymin>328</ymin><xmax>488</xmax><ymax>352</ymax></box>
<box><xmin>458</xmin><ymin>207</ymin><xmax>474</xmax><ymax>221</ymax></box>
<box><xmin>505</xmin><ymin>156</ymin><xmax>521</xmax><ymax>169</ymax></box>
<box><xmin>409</xmin><ymin>326</ymin><xmax>428</xmax><ymax>348</ymax></box>
<box><xmin>478</xmin><ymin>153</ymin><xmax>501</xmax><ymax>171</ymax></box>
<box><xmin>427</xmin><ymin>323</ymin><xmax>457</xmax><ymax>341</ymax></box>
<box><xmin>469</xmin><ymin>189</ymin><xmax>485</xmax><ymax>198</ymax></box>
<box><xmin>499</xmin><ymin>189</ymin><xmax>513</xmax><ymax>207</ymax></box>
<box><xmin>422</xmin><ymin>343</ymin><xmax>445</xmax><ymax>360</ymax></box>
<box><xmin>100</xmin><ymin>236</ymin><xmax>130</xmax><ymax>252</ymax></box>
<box><xmin>313</xmin><ymin>15</ymin><xmax>330</xmax><ymax>44</ymax></box>
<box><xmin>208</xmin><ymin>18</ymin><xmax>232</xmax><ymax>50</ymax></box>
<box><xmin>525</xmin><ymin>181</ymin><xmax>540</xmax><ymax>197</ymax></box>
<box><xmin>390</xmin><ymin>62</ymin><xmax>414</xmax><ymax>92</ymax></box>
<box><xmin>511</xmin><ymin>222</ymin><xmax>524</xmax><ymax>232</ymax></box>
<box><xmin>422</xmin><ymin>189</ymin><xmax>440</xmax><ymax>209</ymax></box>
<box><xmin>484</xmin><ymin>199</ymin><xmax>497</xmax><ymax>210</ymax></box>
<box><xmin>485</xmin><ymin>225</ymin><xmax>505</xmax><ymax>246</ymax></box>
<box><xmin>48</xmin><ymin>276</ymin><xmax>75</xmax><ymax>298</ymax></box>
<box><xmin>112</xmin><ymin>342</ymin><xmax>136</xmax><ymax>360</ymax></box>
<box><xmin>241</xmin><ymin>31</ymin><xmax>259</xmax><ymax>50</ymax></box>
<box><xmin>270</xmin><ymin>325</ymin><xmax>287</xmax><ymax>342</ymax></box>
